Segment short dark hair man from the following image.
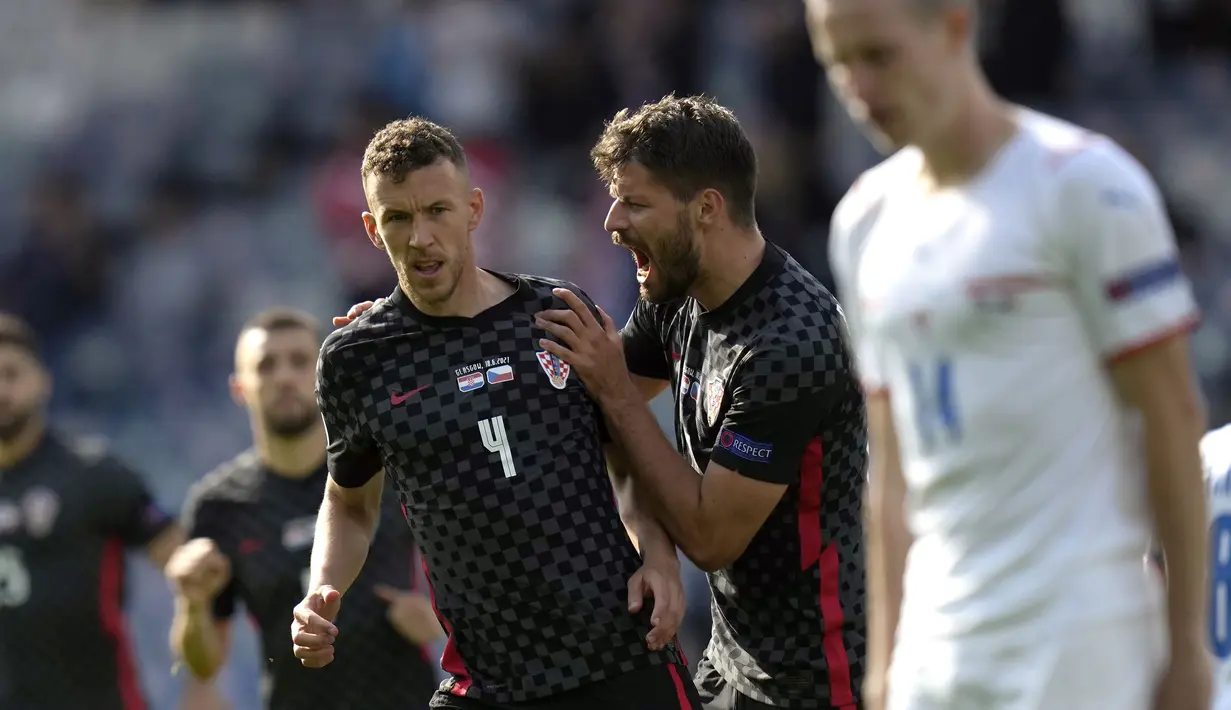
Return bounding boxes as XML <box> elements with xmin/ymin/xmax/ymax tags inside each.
<box><xmin>0</xmin><ymin>313</ymin><xmax>183</xmax><ymax>710</ymax></box>
<box><xmin>298</xmin><ymin>118</ymin><xmax>701</xmax><ymax>709</ymax></box>
<box><xmin>169</xmin><ymin>308</ymin><xmax>438</xmax><ymax>710</ymax></box>
<box><xmin>538</xmin><ymin>95</ymin><xmax>868</xmax><ymax>710</ymax></box>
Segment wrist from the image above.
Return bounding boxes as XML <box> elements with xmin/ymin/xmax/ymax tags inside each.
<box><xmin>1167</xmin><ymin>620</ymin><xmax>1205</xmax><ymax>654</ymax></box>
<box><xmin>176</xmin><ymin>596</ymin><xmax>213</xmax><ymax>616</ymax></box>
<box><xmin>597</xmin><ymin>376</ymin><xmax>638</xmax><ymax>411</ymax></box>
<box><xmin>641</xmin><ymin>543</ymin><xmax>681</xmax><ymax>570</ymax></box>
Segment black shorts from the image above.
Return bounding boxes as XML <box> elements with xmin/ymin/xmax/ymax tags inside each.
<box><xmin>430</xmin><ymin>664</ymin><xmax>701</xmax><ymax>710</ymax></box>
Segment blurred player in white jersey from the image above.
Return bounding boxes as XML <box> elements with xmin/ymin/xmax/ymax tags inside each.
<box><xmin>1204</xmin><ymin>425</ymin><xmax>1231</xmax><ymax>710</ymax></box>
<box><xmin>805</xmin><ymin>1</ymin><xmax>1211</xmax><ymax>709</ymax></box>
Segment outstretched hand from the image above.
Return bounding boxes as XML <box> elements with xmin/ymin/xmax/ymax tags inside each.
<box><xmin>332</xmin><ymin>299</ymin><xmax>385</xmax><ymax>328</ymax></box>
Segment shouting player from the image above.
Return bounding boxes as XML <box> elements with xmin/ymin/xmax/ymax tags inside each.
<box><xmin>296</xmin><ymin>117</ymin><xmax>700</xmax><ymax>709</ymax></box>
<box><xmin>168</xmin><ymin>308</ymin><xmax>438</xmax><ymax>710</ymax></box>
<box><xmin>0</xmin><ymin>313</ymin><xmax>183</xmax><ymax>710</ymax></box>
<box><xmin>807</xmin><ymin>0</ymin><xmax>1210</xmax><ymax>709</ymax></box>
<box><xmin>536</xmin><ymin>95</ymin><xmax>868</xmax><ymax>710</ymax></box>
<box><xmin>1205</xmin><ymin>424</ymin><xmax>1231</xmax><ymax>710</ymax></box>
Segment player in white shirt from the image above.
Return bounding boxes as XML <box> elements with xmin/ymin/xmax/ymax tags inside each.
<box><xmin>804</xmin><ymin>1</ymin><xmax>1211</xmax><ymax>709</ymax></box>
<box><xmin>1204</xmin><ymin>425</ymin><xmax>1231</xmax><ymax>710</ymax></box>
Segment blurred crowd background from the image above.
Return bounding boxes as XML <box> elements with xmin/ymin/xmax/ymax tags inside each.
<box><xmin>2</xmin><ymin>0</ymin><xmax>1230</xmax><ymax>708</ymax></box>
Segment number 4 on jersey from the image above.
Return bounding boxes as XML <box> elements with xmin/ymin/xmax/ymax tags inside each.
<box><xmin>908</xmin><ymin>358</ymin><xmax>962</xmax><ymax>451</ymax></box>
<box><xmin>479</xmin><ymin>415</ymin><xmax>518</xmax><ymax>478</ymax></box>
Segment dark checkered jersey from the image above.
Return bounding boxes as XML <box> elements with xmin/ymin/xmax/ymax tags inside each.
<box><xmin>315</xmin><ymin>273</ymin><xmax>684</xmax><ymax>703</ymax></box>
<box><xmin>621</xmin><ymin>244</ymin><xmax>868</xmax><ymax>708</ymax></box>
<box><xmin>181</xmin><ymin>452</ymin><xmax>436</xmax><ymax>710</ymax></box>
<box><xmin>0</xmin><ymin>431</ymin><xmax>173</xmax><ymax>710</ymax></box>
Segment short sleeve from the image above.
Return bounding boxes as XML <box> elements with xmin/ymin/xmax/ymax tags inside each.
<box><xmin>179</xmin><ymin>491</ymin><xmax>238</xmax><ymax>619</ymax></box>
<box><xmin>620</xmin><ymin>299</ymin><xmax>672</xmax><ymax>381</ymax></box>
<box><xmin>317</xmin><ymin>345</ymin><xmax>383</xmax><ymax>488</ymax></box>
<box><xmin>828</xmin><ymin>201</ymin><xmax>887</xmax><ymax>393</ymax></box>
<box><xmin>95</xmin><ymin>458</ymin><xmax>174</xmax><ymax>547</ymax></box>
<box><xmin>709</xmin><ymin>347</ymin><xmax>839</xmax><ymax>485</ymax></box>
<box><xmin>1054</xmin><ymin>144</ymin><xmax>1200</xmax><ymax>361</ymax></box>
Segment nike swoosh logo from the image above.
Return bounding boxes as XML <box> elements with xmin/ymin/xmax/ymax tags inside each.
<box><xmin>390</xmin><ymin>384</ymin><xmax>431</xmax><ymax>405</ymax></box>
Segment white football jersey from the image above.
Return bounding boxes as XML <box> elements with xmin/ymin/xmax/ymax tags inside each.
<box><xmin>1203</xmin><ymin>425</ymin><xmax>1231</xmax><ymax>710</ymax></box>
<box><xmin>829</xmin><ymin>109</ymin><xmax>1199</xmax><ymax>642</ymax></box>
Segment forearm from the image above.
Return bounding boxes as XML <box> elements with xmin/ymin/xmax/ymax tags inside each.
<box><xmin>865</xmin><ymin>463</ymin><xmax>912</xmax><ymax>683</ymax></box>
<box><xmin>177</xmin><ymin>677</ymin><xmax>231</xmax><ymax>710</ymax></box>
<box><xmin>171</xmin><ymin>600</ymin><xmax>226</xmax><ymax>680</ymax></box>
<box><xmin>1142</xmin><ymin>409</ymin><xmax>1207</xmax><ymax>642</ymax></box>
<box><xmin>309</xmin><ymin>487</ymin><xmax>377</xmax><ymax>595</ymax></box>
<box><xmin>600</xmin><ymin>390</ymin><xmax>711</xmax><ymax>561</ymax></box>
<box><xmin>606</xmin><ymin>443</ymin><xmax>678</xmax><ymax>564</ymax></box>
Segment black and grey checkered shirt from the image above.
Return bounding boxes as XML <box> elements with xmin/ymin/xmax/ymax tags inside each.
<box><xmin>622</xmin><ymin>243</ymin><xmax>868</xmax><ymax>708</ymax></box>
<box><xmin>181</xmin><ymin>454</ymin><xmax>436</xmax><ymax>710</ymax></box>
<box><xmin>316</xmin><ymin>274</ymin><xmax>683</xmax><ymax>703</ymax></box>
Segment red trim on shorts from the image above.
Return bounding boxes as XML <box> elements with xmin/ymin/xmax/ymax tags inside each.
<box><xmin>421</xmin><ymin>557</ymin><xmax>473</xmax><ymax>695</ymax></box>
<box><xmin>99</xmin><ymin>540</ymin><xmax>146</xmax><ymax>710</ymax></box>
<box><xmin>798</xmin><ymin>438</ymin><xmax>856</xmax><ymax>708</ymax></box>
<box><xmin>1104</xmin><ymin>312</ymin><xmax>1201</xmax><ymax>364</ymax></box>
<box><xmin>667</xmin><ymin>664</ymin><xmax>692</xmax><ymax>709</ymax></box>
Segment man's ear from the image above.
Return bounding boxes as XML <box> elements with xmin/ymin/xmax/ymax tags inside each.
<box><xmin>228</xmin><ymin>373</ymin><xmax>246</xmax><ymax>407</ymax></box>
<box><xmin>362</xmin><ymin>212</ymin><xmax>385</xmax><ymax>251</ymax></box>
<box><xmin>468</xmin><ymin>187</ymin><xmax>485</xmax><ymax>232</ymax></box>
<box><xmin>695</xmin><ymin>188</ymin><xmax>726</xmax><ymax>227</ymax></box>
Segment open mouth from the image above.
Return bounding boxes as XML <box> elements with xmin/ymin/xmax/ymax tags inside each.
<box><xmin>412</xmin><ymin>260</ymin><xmax>443</xmax><ymax>278</ymax></box>
<box><xmin>629</xmin><ymin>247</ymin><xmax>652</xmax><ymax>284</ymax></box>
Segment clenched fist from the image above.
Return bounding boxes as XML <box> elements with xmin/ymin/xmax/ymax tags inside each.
<box><xmin>292</xmin><ymin>585</ymin><xmax>343</xmax><ymax>668</ymax></box>
<box><xmin>166</xmin><ymin>538</ymin><xmax>231</xmax><ymax>604</ymax></box>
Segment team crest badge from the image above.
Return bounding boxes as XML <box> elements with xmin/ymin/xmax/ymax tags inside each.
<box><xmin>21</xmin><ymin>487</ymin><xmax>60</xmax><ymax>538</ymax></box>
<box><xmin>704</xmin><ymin>379</ymin><xmax>724</xmax><ymax>425</ymax></box>
<box><xmin>536</xmin><ymin>350</ymin><xmax>571</xmax><ymax>390</ymax></box>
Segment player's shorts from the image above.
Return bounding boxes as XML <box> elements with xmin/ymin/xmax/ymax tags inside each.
<box><xmin>429</xmin><ymin>663</ymin><xmax>701</xmax><ymax>709</ymax></box>
<box><xmin>887</xmin><ymin>613</ymin><xmax>1166</xmax><ymax>710</ymax></box>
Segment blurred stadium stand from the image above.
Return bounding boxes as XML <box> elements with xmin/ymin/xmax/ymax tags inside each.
<box><xmin>1</xmin><ymin>0</ymin><xmax>1229</xmax><ymax>708</ymax></box>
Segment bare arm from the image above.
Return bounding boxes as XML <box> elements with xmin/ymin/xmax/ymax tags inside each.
<box><xmin>599</xmin><ymin>386</ymin><xmax>787</xmax><ymax>573</ymax></box>
<box><xmin>309</xmin><ymin>474</ymin><xmax>384</xmax><ymax>594</ymax></box>
<box><xmin>146</xmin><ymin>524</ymin><xmax>186</xmax><ymax>571</ymax></box>
<box><xmin>607</xmin><ymin>374</ymin><xmax>674</xmax><ymax>556</ymax></box>
<box><xmin>863</xmin><ymin>390</ymin><xmax>911</xmax><ymax>703</ymax></box>
<box><xmin>1107</xmin><ymin>336</ymin><xmax>1207</xmax><ymax>650</ymax></box>
<box><xmin>168</xmin><ymin>601</ymin><xmax>225</xmax><ymax>681</ymax></box>
<box><xmin>171</xmin><ymin>608</ymin><xmax>231</xmax><ymax>681</ymax></box>
<box><xmin>166</xmin><ymin>536</ymin><xmax>235</xmax><ymax>681</ymax></box>
<box><xmin>605</xmin><ymin>441</ymin><xmax>676</xmax><ymax>564</ymax></box>
<box><xmin>177</xmin><ymin>676</ymin><xmax>232</xmax><ymax>710</ymax></box>
<box><xmin>631</xmin><ymin>374</ymin><xmax>669</xmax><ymax>401</ymax></box>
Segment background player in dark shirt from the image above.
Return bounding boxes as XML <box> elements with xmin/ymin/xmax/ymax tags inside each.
<box><xmin>0</xmin><ymin>313</ymin><xmax>183</xmax><ymax>710</ymax></box>
<box><xmin>168</xmin><ymin>308</ymin><xmax>439</xmax><ymax>710</ymax></box>
<box><xmin>537</xmin><ymin>95</ymin><xmax>868</xmax><ymax>710</ymax></box>
<box><xmin>294</xmin><ymin>117</ymin><xmax>700</xmax><ymax>709</ymax></box>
